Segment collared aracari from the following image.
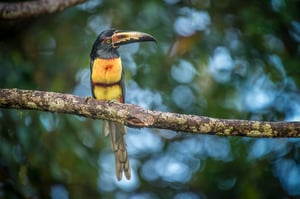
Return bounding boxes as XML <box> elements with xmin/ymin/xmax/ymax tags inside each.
<box><xmin>90</xmin><ymin>29</ymin><xmax>156</xmax><ymax>180</ymax></box>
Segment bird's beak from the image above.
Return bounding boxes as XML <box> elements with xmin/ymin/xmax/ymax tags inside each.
<box><xmin>111</xmin><ymin>30</ymin><xmax>156</xmax><ymax>48</ymax></box>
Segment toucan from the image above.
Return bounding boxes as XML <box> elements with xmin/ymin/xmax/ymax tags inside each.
<box><xmin>90</xmin><ymin>29</ymin><xmax>156</xmax><ymax>180</ymax></box>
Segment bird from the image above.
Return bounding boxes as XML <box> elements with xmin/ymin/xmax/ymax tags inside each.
<box><xmin>90</xmin><ymin>29</ymin><xmax>156</xmax><ymax>180</ymax></box>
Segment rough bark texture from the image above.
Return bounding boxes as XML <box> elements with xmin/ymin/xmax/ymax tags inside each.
<box><xmin>1</xmin><ymin>88</ymin><xmax>300</xmax><ymax>137</ymax></box>
<box><xmin>0</xmin><ymin>0</ymin><xmax>86</xmax><ymax>19</ymax></box>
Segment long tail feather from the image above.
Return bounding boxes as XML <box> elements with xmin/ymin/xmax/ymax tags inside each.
<box><xmin>103</xmin><ymin>120</ymin><xmax>131</xmax><ymax>180</ymax></box>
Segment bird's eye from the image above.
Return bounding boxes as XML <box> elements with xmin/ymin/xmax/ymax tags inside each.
<box><xmin>105</xmin><ymin>39</ymin><xmax>112</xmax><ymax>44</ymax></box>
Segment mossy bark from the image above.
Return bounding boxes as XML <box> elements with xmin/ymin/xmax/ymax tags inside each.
<box><xmin>1</xmin><ymin>88</ymin><xmax>300</xmax><ymax>138</ymax></box>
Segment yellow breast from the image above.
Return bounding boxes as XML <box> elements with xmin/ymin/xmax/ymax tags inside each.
<box><xmin>91</xmin><ymin>58</ymin><xmax>122</xmax><ymax>84</ymax></box>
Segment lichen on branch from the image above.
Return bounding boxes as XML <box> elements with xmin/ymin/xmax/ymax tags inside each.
<box><xmin>1</xmin><ymin>88</ymin><xmax>300</xmax><ymax>138</ymax></box>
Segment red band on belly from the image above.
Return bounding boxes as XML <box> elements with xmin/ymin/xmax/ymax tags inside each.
<box><xmin>92</xmin><ymin>81</ymin><xmax>121</xmax><ymax>88</ymax></box>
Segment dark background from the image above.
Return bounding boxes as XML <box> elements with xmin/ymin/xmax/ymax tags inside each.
<box><xmin>1</xmin><ymin>0</ymin><xmax>300</xmax><ymax>198</ymax></box>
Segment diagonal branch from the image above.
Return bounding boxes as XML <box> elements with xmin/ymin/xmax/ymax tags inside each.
<box><xmin>0</xmin><ymin>88</ymin><xmax>300</xmax><ymax>137</ymax></box>
<box><xmin>0</xmin><ymin>0</ymin><xmax>86</xmax><ymax>19</ymax></box>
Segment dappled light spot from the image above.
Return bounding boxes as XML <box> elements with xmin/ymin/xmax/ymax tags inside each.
<box><xmin>248</xmin><ymin>139</ymin><xmax>292</xmax><ymax>160</ymax></box>
<box><xmin>129</xmin><ymin>192</ymin><xmax>158</xmax><ymax>199</ymax></box>
<box><xmin>98</xmin><ymin>153</ymin><xmax>118</xmax><ymax>191</ymax></box>
<box><xmin>154</xmin><ymin>155</ymin><xmax>191</xmax><ymax>183</ymax></box>
<box><xmin>244</xmin><ymin>87</ymin><xmax>274</xmax><ymax>111</ymax></box>
<box><xmin>172</xmin><ymin>85</ymin><xmax>195</xmax><ymax>109</ymax></box>
<box><xmin>174</xmin><ymin>192</ymin><xmax>202</xmax><ymax>199</ymax></box>
<box><xmin>286</xmin><ymin>102</ymin><xmax>300</xmax><ymax>121</ymax></box>
<box><xmin>86</xmin><ymin>15</ymin><xmax>111</xmax><ymax>35</ymax></box>
<box><xmin>203</xmin><ymin>136</ymin><xmax>232</xmax><ymax>161</ymax></box>
<box><xmin>127</xmin><ymin>128</ymin><xmax>163</xmax><ymax>156</ymax></box>
<box><xmin>141</xmin><ymin>141</ymin><xmax>203</xmax><ymax>183</ymax></box>
<box><xmin>168</xmin><ymin>137</ymin><xmax>206</xmax><ymax>158</ymax></box>
<box><xmin>167</xmin><ymin>140</ymin><xmax>203</xmax><ymax>171</ymax></box>
<box><xmin>270</xmin><ymin>0</ymin><xmax>286</xmax><ymax>12</ymax></box>
<box><xmin>73</xmin><ymin>69</ymin><xmax>91</xmax><ymax>97</ymax></box>
<box><xmin>76</xmin><ymin>0</ymin><xmax>103</xmax><ymax>11</ymax></box>
<box><xmin>119</xmin><ymin>43</ymin><xmax>140</xmax><ymax>75</ymax></box>
<box><xmin>217</xmin><ymin>177</ymin><xmax>237</xmax><ymax>190</ymax></box>
<box><xmin>268</xmin><ymin>54</ymin><xmax>286</xmax><ymax>78</ymax></box>
<box><xmin>51</xmin><ymin>185</ymin><xmax>69</xmax><ymax>199</ymax></box>
<box><xmin>243</xmin><ymin>75</ymin><xmax>276</xmax><ymax>111</ymax></box>
<box><xmin>274</xmin><ymin>158</ymin><xmax>300</xmax><ymax>196</ymax></box>
<box><xmin>290</xmin><ymin>21</ymin><xmax>300</xmax><ymax>42</ymax></box>
<box><xmin>141</xmin><ymin>159</ymin><xmax>160</xmax><ymax>181</ymax></box>
<box><xmin>174</xmin><ymin>7</ymin><xmax>211</xmax><ymax>36</ymax></box>
<box><xmin>225</xmin><ymin>28</ymin><xmax>242</xmax><ymax>51</ymax></box>
<box><xmin>24</xmin><ymin>115</ymin><xmax>32</xmax><ymax>126</ymax></box>
<box><xmin>208</xmin><ymin>46</ymin><xmax>234</xmax><ymax>83</ymax></box>
<box><xmin>126</xmin><ymin>80</ymin><xmax>167</xmax><ymax>111</ymax></box>
<box><xmin>248</xmin><ymin>139</ymin><xmax>271</xmax><ymax>159</ymax></box>
<box><xmin>171</xmin><ymin>59</ymin><xmax>196</xmax><ymax>83</ymax></box>
<box><xmin>39</xmin><ymin>113</ymin><xmax>60</xmax><ymax>132</ymax></box>
<box><xmin>263</xmin><ymin>35</ymin><xmax>285</xmax><ymax>52</ymax></box>
<box><xmin>140</xmin><ymin>135</ymin><xmax>233</xmax><ymax>184</ymax></box>
<box><xmin>164</xmin><ymin>0</ymin><xmax>180</xmax><ymax>5</ymax></box>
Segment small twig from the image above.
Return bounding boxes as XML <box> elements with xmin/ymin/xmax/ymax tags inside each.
<box><xmin>0</xmin><ymin>88</ymin><xmax>300</xmax><ymax>137</ymax></box>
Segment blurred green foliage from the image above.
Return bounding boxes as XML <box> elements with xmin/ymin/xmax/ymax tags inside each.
<box><xmin>1</xmin><ymin>0</ymin><xmax>300</xmax><ymax>198</ymax></box>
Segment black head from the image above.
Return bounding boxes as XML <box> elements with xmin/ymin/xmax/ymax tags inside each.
<box><xmin>90</xmin><ymin>29</ymin><xmax>156</xmax><ymax>59</ymax></box>
<box><xmin>90</xmin><ymin>29</ymin><xmax>119</xmax><ymax>59</ymax></box>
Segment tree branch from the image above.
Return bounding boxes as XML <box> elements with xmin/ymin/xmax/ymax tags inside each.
<box><xmin>0</xmin><ymin>88</ymin><xmax>299</xmax><ymax>137</ymax></box>
<box><xmin>0</xmin><ymin>0</ymin><xmax>86</xmax><ymax>19</ymax></box>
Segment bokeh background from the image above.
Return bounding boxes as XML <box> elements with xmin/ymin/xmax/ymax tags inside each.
<box><xmin>1</xmin><ymin>0</ymin><xmax>300</xmax><ymax>198</ymax></box>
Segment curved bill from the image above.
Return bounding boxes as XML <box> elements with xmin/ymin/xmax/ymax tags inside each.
<box><xmin>111</xmin><ymin>30</ymin><xmax>156</xmax><ymax>48</ymax></box>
